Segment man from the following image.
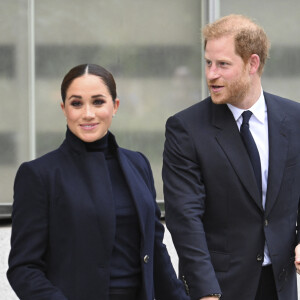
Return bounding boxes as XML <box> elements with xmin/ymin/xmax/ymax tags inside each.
<box><xmin>162</xmin><ymin>14</ymin><xmax>300</xmax><ymax>300</ymax></box>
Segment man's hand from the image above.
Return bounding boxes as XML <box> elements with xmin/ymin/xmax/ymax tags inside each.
<box><xmin>294</xmin><ymin>244</ymin><xmax>300</xmax><ymax>274</ymax></box>
<box><xmin>200</xmin><ymin>297</ymin><xmax>220</xmax><ymax>300</ymax></box>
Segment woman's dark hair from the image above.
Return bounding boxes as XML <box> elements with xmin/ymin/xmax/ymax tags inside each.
<box><xmin>61</xmin><ymin>64</ymin><xmax>117</xmax><ymax>103</ymax></box>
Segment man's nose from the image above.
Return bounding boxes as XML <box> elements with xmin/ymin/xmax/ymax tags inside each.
<box><xmin>206</xmin><ymin>65</ymin><xmax>220</xmax><ymax>80</ymax></box>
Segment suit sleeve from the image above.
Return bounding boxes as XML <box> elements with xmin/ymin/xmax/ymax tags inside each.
<box><xmin>297</xmin><ymin>194</ymin><xmax>300</xmax><ymax>243</ymax></box>
<box><xmin>139</xmin><ymin>153</ymin><xmax>190</xmax><ymax>300</ymax></box>
<box><xmin>7</xmin><ymin>162</ymin><xmax>68</xmax><ymax>300</ymax></box>
<box><xmin>162</xmin><ymin>115</ymin><xmax>221</xmax><ymax>300</ymax></box>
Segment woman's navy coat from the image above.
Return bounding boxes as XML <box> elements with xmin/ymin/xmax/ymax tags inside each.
<box><xmin>7</xmin><ymin>130</ymin><xmax>188</xmax><ymax>300</ymax></box>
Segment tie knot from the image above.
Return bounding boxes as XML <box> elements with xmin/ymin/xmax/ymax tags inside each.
<box><xmin>241</xmin><ymin>110</ymin><xmax>253</xmax><ymax>125</ymax></box>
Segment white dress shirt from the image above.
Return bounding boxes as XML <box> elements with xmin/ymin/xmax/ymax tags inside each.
<box><xmin>227</xmin><ymin>89</ymin><xmax>271</xmax><ymax>265</ymax></box>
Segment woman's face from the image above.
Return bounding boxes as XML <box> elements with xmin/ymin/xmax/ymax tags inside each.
<box><xmin>61</xmin><ymin>74</ymin><xmax>119</xmax><ymax>143</ymax></box>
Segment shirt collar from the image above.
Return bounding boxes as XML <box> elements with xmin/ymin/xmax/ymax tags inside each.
<box><xmin>227</xmin><ymin>88</ymin><xmax>266</xmax><ymax>124</ymax></box>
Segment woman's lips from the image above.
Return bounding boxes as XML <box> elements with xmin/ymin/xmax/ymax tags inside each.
<box><xmin>80</xmin><ymin>123</ymin><xmax>98</xmax><ymax>130</ymax></box>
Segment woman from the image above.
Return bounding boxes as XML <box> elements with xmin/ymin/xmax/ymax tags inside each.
<box><xmin>7</xmin><ymin>64</ymin><xmax>189</xmax><ymax>300</ymax></box>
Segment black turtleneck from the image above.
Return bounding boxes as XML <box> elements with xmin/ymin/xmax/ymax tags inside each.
<box><xmin>83</xmin><ymin>132</ymin><xmax>141</xmax><ymax>289</ymax></box>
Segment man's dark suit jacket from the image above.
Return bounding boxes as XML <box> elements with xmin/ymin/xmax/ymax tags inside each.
<box><xmin>163</xmin><ymin>92</ymin><xmax>300</xmax><ymax>300</ymax></box>
<box><xmin>7</xmin><ymin>130</ymin><xmax>188</xmax><ymax>300</ymax></box>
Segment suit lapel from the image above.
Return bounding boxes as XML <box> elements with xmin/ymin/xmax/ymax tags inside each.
<box><xmin>264</xmin><ymin>93</ymin><xmax>289</xmax><ymax>215</ymax></box>
<box><xmin>212</xmin><ymin>103</ymin><xmax>263</xmax><ymax>210</ymax></box>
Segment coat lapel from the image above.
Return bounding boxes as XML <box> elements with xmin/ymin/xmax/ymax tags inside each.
<box><xmin>117</xmin><ymin>150</ymin><xmax>153</xmax><ymax>238</ymax></box>
<box><xmin>264</xmin><ymin>93</ymin><xmax>289</xmax><ymax>215</ymax></box>
<box><xmin>64</xmin><ymin>129</ymin><xmax>116</xmax><ymax>260</ymax></box>
<box><xmin>81</xmin><ymin>152</ymin><xmax>116</xmax><ymax>258</ymax></box>
<box><xmin>212</xmin><ymin>103</ymin><xmax>263</xmax><ymax>210</ymax></box>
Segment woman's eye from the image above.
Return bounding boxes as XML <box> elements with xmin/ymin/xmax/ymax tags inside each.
<box><xmin>93</xmin><ymin>99</ymin><xmax>105</xmax><ymax>105</ymax></box>
<box><xmin>70</xmin><ymin>101</ymin><xmax>82</xmax><ymax>107</ymax></box>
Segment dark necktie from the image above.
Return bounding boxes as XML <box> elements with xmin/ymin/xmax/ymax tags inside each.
<box><xmin>240</xmin><ymin>111</ymin><xmax>262</xmax><ymax>195</ymax></box>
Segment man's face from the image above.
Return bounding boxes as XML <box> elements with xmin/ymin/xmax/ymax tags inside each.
<box><xmin>205</xmin><ymin>35</ymin><xmax>251</xmax><ymax>108</ymax></box>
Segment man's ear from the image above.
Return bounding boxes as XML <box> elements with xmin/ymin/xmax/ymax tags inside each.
<box><xmin>248</xmin><ymin>54</ymin><xmax>260</xmax><ymax>75</ymax></box>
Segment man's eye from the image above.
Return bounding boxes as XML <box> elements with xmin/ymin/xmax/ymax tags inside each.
<box><xmin>219</xmin><ymin>62</ymin><xmax>228</xmax><ymax>67</ymax></box>
<box><xmin>206</xmin><ymin>60</ymin><xmax>212</xmax><ymax>66</ymax></box>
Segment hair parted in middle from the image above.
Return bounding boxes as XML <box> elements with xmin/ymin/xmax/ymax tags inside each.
<box><xmin>61</xmin><ymin>64</ymin><xmax>117</xmax><ymax>103</ymax></box>
<box><xmin>202</xmin><ymin>14</ymin><xmax>270</xmax><ymax>75</ymax></box>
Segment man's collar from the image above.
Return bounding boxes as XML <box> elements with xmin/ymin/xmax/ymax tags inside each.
<box><xmin>227</xmin><ymin>88</ymin><xmax>266</xmax><ymax>124</ymax></box>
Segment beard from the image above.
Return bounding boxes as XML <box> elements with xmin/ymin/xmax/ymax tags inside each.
<box><xmin>208</xmin><ymin>72</ymin><xmax>251</xmax><ymax>107</ymax></box>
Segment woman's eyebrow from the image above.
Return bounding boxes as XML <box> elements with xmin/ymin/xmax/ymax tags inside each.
<box><xmin>91</xmin><ymin>94</ymin><xmax>106</xmax><ymax>98</ymax></box>
<box><xmin>67</xmin><ymin>95</ymin><xmax>82</xmax><ymax>100</ymax></box>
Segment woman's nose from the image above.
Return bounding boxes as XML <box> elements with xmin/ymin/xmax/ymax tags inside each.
<box><xmin>83</xmin><ymin>105</ymin><xmax>95</xmax><ymax>118</ymax></box>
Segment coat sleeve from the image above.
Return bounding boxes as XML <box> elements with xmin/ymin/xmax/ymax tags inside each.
<box><xmin>139</xmin><ymin>153</ymin><xmax>190</xmax><ymax>300</ymax></box>
<box><xmin>162</xmin><ymin>115</ymin><xmax>222</xmax><ymax>300</ymax></box>
<box><xmin>7</xmin><ymin>162</ymin><xmax>68</xmax><ymax>300</ymax></box>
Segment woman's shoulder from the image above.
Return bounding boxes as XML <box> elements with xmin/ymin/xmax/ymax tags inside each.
<box><xmin>17</xmin><ymin>147</ymin><xmax>64</xmax><ymax>176</ymax></box>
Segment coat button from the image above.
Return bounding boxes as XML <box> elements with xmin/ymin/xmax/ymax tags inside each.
<box><xmin>264</xmin><ymin>219</ymin><xmax>268</xmax><ymax>226</ymax></box>
<box><xmin>144</xmin><ymin>255</ymin><xmax>150</xmax><ymax>263</ymax></box>
<box><xmin>257</xmin><ymin>254</ymin><xmax>263</xmax><ymax>262</ymax></box>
